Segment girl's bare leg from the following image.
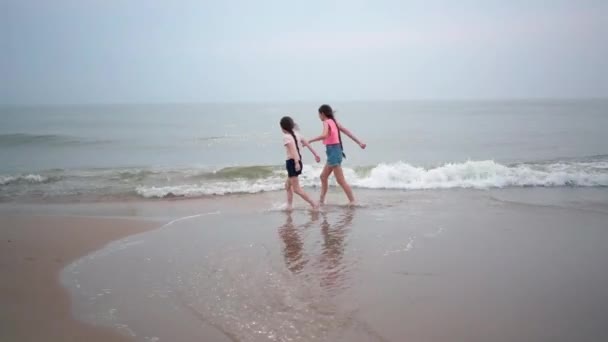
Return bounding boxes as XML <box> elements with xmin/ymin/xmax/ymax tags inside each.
<box><xmin>319</xmin><ymin>164</ymin><xmax>334</xmax><ymax>205</ymax></box>
<box><xmin>285</xmin><ymin>178</ymin><xmax>294</xmax><ymax>210</ymax></box>
<box><xmin>333</xmin><ymin>166</ymin><xmax>355</xmax><ymax>205</ymax></box>
<box><xmin>290</xmin><ymin>177</ymin><xmax>318</xmax><ymax>210</ymax></box>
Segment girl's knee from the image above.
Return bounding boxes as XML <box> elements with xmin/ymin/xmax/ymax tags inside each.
<box><xmin>337</xmin><ymin>179</ymin><xmax>349</xmax><ymax>188</ymax></box>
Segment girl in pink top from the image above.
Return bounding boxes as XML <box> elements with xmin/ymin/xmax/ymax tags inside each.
<box><xmin>309</xmin><ymin>104</ymin><xmax>366</xmax><ymax>206</ymax></box>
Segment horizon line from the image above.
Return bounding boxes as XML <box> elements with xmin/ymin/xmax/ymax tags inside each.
<box><xmin>1</xmin><ymin>96</ymin><xmax>607</xmax><ymax>107</ymax></box>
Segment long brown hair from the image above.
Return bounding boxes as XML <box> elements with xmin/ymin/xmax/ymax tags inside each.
<box><xmin>280</xmin><ymin>116</ymin><xmax>301</xmax><ymax>160</ymax></box>
<box><xmin>318</xmin><ymin>104</ymin><xmax>345</xmax><ymax>158</ymax></box>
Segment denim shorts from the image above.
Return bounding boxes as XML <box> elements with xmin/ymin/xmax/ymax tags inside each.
<box><xmin>326</xmin><ymin>144</ymin><xmax>343</xmax><ymax>166</ymax></box>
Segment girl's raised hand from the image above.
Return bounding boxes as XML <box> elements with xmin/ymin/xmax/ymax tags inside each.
<box><xmin>359</xmin><ymin>142</ymin><xmax>367</xmax><ymax>149</ymax></box>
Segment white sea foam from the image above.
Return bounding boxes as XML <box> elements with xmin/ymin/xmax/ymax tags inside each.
<box><xmin>3</xmin><ymin>159</ymin><xmax>606</xmax><ymax>199</ymax></box>
<box><xmin>135</xmin><ymin>179</ymin><xmax>286</xmax><ymax>198</ymax></box>
<box><xmin>134</xmin><ymin>160</ymin><xmax>608</xmax><ymax>198</ymax></box>
<box><xmin>0</xmin><ymin>174</ymin><xmax>48</xmax><ymax>185</ymax></box>
<box><xmin>352</xmin><ymin>160</ymin><xmax>608</xmax><ymax>189</ymax></box>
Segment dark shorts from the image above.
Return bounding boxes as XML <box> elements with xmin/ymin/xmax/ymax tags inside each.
<box><xmin>286</xmin><ymin>159</ymin><xmax>303</xmax><ymax>178</ymax></box>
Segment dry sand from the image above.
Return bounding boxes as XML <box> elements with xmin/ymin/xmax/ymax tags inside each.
<box><xmin>0</xmin><ymin>215</ymin><xmax>157</xmax><ymax>342</ymax></box>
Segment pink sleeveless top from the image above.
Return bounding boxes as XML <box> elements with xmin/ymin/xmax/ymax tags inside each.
<box><xmin>323</xmin><ymin>119</ymin><xmax>340</xmax><ymax>145</ymax></box>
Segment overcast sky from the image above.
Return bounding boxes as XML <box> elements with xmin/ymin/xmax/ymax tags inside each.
<box><xmin>2</xmin><ymin>0</ymin><xmax>607</xmax><ymax>104</ymax></box>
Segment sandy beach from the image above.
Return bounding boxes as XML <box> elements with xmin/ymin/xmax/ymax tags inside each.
<box><xmin>2</xmin><ymin>188</ymin><xmax>602</xmax><ymax>342</ymax></box>
<box><xmin>0</xmin><ymin>214</ymin><xmax>158</xmax><ymax>342</ymax></box>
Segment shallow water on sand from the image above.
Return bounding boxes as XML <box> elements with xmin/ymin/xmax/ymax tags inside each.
<box><xmin>62</xmin><ymin>189</ymin><xmax>608</xmax><ymax>342</ymax></box>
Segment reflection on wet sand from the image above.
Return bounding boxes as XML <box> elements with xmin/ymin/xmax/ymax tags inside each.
<box><xmin>320</xmin><ymin>209</ymin><xmax>354</xmax><ymax>292</ymax></box>
<box><xmin>277</xmin><ymin>209</ymin><xmax>388</xmax><ymax>341</ymax></box>
<box><xmin>278</xmin><ymin>208</ymin><xmax>355</xmax><ymax>292</ymax></box>
<box><xmin>278</xmin><ymin>211</ymin><xmax>316</xmax><ymax>273</ymax></box>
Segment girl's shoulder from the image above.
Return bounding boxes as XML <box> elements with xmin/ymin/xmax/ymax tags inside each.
<box><xmin>325</xmin><ymin>119</ymin><xmax>338</xmax><ymax>130</ymax></box>
<box><xmin>283</xmin><ymin>131</ymin><xmax>301</xmax><ymax>144</ymax></box>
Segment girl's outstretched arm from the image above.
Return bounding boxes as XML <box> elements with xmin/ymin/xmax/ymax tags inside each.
<box><xmin>337</xmin><ymin>122</ymin><xmax>366</xmax><ymax>149</ymax></box>
<box><xmin>308</xmin><ymin>121</ymin><xmax>330</xmax><ymax>144</ymax></box>
<box><xmin>301</xmin><ymin>138</ymin><xmax>321</xmax><ymax>163</ymax></box>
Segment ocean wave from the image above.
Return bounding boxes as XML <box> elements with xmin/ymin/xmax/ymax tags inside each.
<box><xmin>351</xmin><ymin>160</ymin><xmax>608</xmax><ymax>189</ymax></box>
<box><xmin>193</xmin><ymin>132</ymin><xmax>274</xmax><ymax>146</ymax></box>
<box><xmin>2</xmin><ymin>159</ymin><xmax>607</xmax><ymax>200</ymax></box>
<box><xmin>112</xmin><ymin>169</ymin><xmax>156</xmax><ymax>182</ymax></box>
<box><xmin>0</xmin><ymin>174</ymin><xmax>52</xmax><ymax>186</ymax></box>
<box><xmin>135</xmin><ymin>159</ymin><xmax>608</xmax><ymax>198</ymax></box>
<box><xmin>0</xmin><ymin>133</ymin><xmax>111</xmax><ymax>147</ymax></box>
<box><xmin>207</xmin><ymin>165</ymin><xmax>278</xmax><ymax>180</ymax></box>
<box><xmin>136</xmin><ymin>181</ymin><xmax>285</xmax><ymax>198</ymax></box>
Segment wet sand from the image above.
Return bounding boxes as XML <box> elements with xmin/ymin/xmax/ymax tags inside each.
<box><xmin>0</xmin><ymin>214</ymin><xmax>158</xmax><ymax>342</ymax></box>
<box><xmin>1</xmin><ymin>188</ymin><xmax>607</xmax><ymax>341</ymax></box>
<box><xmin>55</xmin><ymin>188</ymin><xmax>608</xmax><ymax>342</ymax></box>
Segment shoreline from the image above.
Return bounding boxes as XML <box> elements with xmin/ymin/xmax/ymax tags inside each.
<box><xmin>1</xmin><ymin>214</ymin><xmax>159</xmax><ymax>342</ymax></box>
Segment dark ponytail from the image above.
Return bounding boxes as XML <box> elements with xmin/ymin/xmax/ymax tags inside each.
<box><xmin>318</xmin><ymin>104</ymin><xmax>346</xmax><ymax>158</ymax></box>
<box><xmin>280</xmin><ymin>116</ymin><xmax>302</xmax><ymax>160</ymax></box>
